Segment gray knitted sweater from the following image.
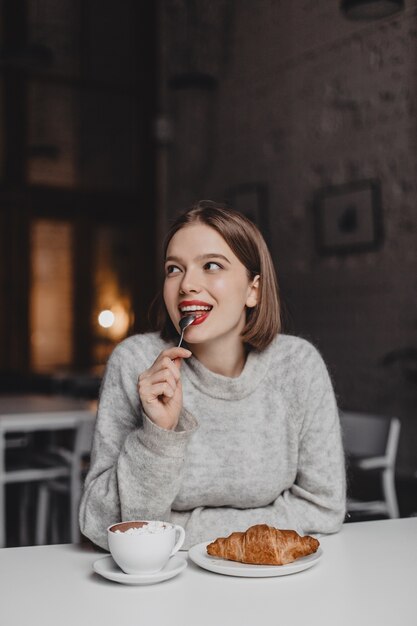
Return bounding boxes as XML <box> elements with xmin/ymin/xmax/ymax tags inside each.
<box><xmin>79</xmin><ymin>332</ymin><xmax>346</xmax><ymax>550</ymax></box>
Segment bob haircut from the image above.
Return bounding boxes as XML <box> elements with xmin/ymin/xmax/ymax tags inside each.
<box><xmin>154</xmin><ymin>200</ymin><xmax>281</xmax><ymax>351</ymax></box>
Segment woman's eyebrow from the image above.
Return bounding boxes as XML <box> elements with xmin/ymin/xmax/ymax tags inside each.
<box><xmin>165</xmin><ymin>253</ymin><xmax>231</xmax><ymax>264</ymax></box>
<box><xmin>197</xmin><ymin>253</ymin><xmax>231</xmax><ymax>264</ymax></box>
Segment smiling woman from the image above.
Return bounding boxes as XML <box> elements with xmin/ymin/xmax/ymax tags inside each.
<box><xmin>79</xmin><ymin>201</ymin><xmax>346</xmax><ymax>551</ymax></box>
<box><xmin>162</xmin><ymin>222</ymin><xmax>260</xmax><ymax>377</ymax></box>
<box><xmin>158</xmin><ymin>202</ymin><xmax>280</xmax><ymax>355</ymax></box>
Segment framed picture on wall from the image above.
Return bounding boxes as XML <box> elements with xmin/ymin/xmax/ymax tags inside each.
<box><xmin>313</xmin><ymin>179</ymin><xmax>383</xmax><ymax>255</ymax></box>
<box><xmin>225</xmin><ymin>183</ymin><xmax>269</xmax><ymax>238</ymax></box>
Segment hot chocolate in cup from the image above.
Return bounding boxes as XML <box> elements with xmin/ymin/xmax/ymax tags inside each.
<box><xmin>107</xmin><ymin>520</ymin><xmax>185</xmax><ymax>575</ymax></box>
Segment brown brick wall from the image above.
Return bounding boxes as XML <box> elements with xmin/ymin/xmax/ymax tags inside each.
<box><xmin>160</xmin><ymin>0</ymin><xmax>417</xmax><ymax>474</ymax></box>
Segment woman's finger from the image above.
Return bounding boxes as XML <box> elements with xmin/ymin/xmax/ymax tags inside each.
<box><xmin>141</xmin><ymin>381</ymin><xmax>175</xmax><ymax>403</ymax></box>
<box><xmin>140</xmin><ymin>355</ymin><xmax>184</xmax><ymax>384</ymax></box>
<box><xmin>157</xmin><ymin>347</ymin><xmax>192</xmax><ymax>366</ymax></box>
<box><xmin>145</xmin><ymin>369</ymin><xmax>177</xmax><ymax>393</ymax></box>
<box><xmin>158</xmin><ymin>356</ymin><xmax>182</xmax><ymax>381</ymax></box>
<box><xmin>140</xmin><ymin>348</ymin><xmax>191</xmax><ymax>381</ymax></box>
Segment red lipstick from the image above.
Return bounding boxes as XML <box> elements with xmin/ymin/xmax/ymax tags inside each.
<box><xmin>190</xmin><ymin>313</ymin><xmax>210</xmax><ymax>325</ymax></box>
<box><xmin>179</xmin><ymin>300</ymin><xmax>212</xmax><ymax>308</ymax></box>
<box><xmin>178</xmin><ymin>300</ymin><xmax>212</xmax><ymax>326</ymax></box>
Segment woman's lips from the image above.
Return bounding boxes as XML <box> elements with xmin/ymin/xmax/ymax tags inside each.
<box><xmin>190</xmin><ymin>312</ymin><xmax>210</xmax><ymax>325</ymax></box>
<box><xmin>178</xmin><ymin>309</ymin><xmax>211</xmax><ymax>327</ymax></box>
<box><xmin>179</xmin><ymin>302</ymin><xmax>212</xmax><ymax>327</ymax></box>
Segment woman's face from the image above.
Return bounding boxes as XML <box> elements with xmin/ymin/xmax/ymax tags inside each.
<box><xmin>163</xmin><ymin>223</ymin><xmax>258</xmax><ymax>349</ymax></box>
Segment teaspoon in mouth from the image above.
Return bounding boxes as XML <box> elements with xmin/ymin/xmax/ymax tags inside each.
<box><xmin>177</xmin><ymin>315</ymin><xmax>197</xmax><ymax>348</ymax></box>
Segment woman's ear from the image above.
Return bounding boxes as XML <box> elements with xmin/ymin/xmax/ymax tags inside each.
<box><xmin>246</xmin><ymin>275</ymin><xmax>260</xmax><ymax>308</ymax></box>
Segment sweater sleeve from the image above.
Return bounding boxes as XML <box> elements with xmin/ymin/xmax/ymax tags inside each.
<box><xmin>79</xmin><ymin>340</ymin><xmax>198</xmax><ymax>550</ymax></box>
<box><xmin>169</xmin><ymin>348</ymin><xmax>346</xmax><ymax>549</ymax></box>
<box><xmin>270</xmin><ymin>349</ymin><xmax>347</xmax><ymax>532</ymax></box>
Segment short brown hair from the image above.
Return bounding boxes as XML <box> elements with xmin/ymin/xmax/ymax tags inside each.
<box><xmin>154</xmin><ymin>200</ymin><xmax>281</xmax><ymax>351</ymax></box>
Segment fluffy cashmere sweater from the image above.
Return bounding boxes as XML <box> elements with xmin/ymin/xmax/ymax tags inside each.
<box><xmin>79</xmin><ymin>332</ymin><xmax>346</xmax><ymax>550</ymax></box>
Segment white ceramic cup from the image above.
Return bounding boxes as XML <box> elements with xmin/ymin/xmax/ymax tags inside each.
<box><xmin>107</xmin><ymin>520</ymin><xmax>185</xmax><ymax>575</ymax></box>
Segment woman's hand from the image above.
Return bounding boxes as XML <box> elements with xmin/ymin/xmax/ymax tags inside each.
<box><xmin>137</xmin><ymin>347</ymin><xmax>192</xmax><ymax>431</ymax></box>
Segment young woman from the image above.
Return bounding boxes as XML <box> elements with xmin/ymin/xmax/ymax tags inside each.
<box><xmin>79</xmin><ymin>201</ymin><xmax>346</xmax><ymax>550</ymax></box>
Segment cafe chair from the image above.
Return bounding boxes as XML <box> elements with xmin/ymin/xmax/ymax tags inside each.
<box><xmin>4</xmin><ymin>432</ymin><xmax>77</xmax><ymax>546</ymax></box>
<box><xmin>4</xmin><ymin>432</ymin><xmax>37</xmax><ymax>545</ymax></box>
<box><xmin>35</xmin><ymin>418</ymin><xmax>95</xmax><ymax>545</ymax></box>
<box><xmin>340</xmin><ymin>411</ymin><xmax>401</xmax><ymax>519</ymax></box>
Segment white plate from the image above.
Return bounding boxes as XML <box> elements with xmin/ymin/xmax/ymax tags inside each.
<box><xmin>93</xmin><ymin>555</ymin><xmax>187</xmax><ymax>585</ymax></box>
<box><xmin>188</xmin><ymin>541</ymin><xmax>322</xmax><ymax>578</ymax></box>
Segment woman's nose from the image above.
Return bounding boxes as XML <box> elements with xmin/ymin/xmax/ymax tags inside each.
<box><xmin>179</xmin><ymin>269</ymin><xmax>201</xmax><ymax>294</ymax></box>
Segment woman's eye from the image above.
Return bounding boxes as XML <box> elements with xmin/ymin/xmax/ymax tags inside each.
<box><xmin>204</xmin><ymin>261</ymin><xmax>222</xmax><ymax>271</ymax></box>
<box><xmin>166</xmin><ymin>265</ymin><xmax>181</xmax><ymax>275</ymax></box>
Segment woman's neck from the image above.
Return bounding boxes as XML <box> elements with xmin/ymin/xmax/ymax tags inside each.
<box><xmin>189</xmin><ymin>337</ymin><xmax>247</xmax><ymax>378</ymax></box>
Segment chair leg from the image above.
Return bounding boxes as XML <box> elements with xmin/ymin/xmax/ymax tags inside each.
<box><xmin>51</xmin><ymin>498</ymin><xmax>60</xmax><ymax>544</ymax></box>
<box><xmin>0</xmin><ymin>481</ymin><xmax>5</xmax><ymax>548</ymax></box>
<box><xmin>70</xmin><ymin>476</ymin><xmax>81</xmax><ymax>544</ymax></box>
<box><xmin>36</xmin><ymin>484</ymin><xmax>50</xmax><ymax>545</ymax></box>
<box><xmin>382</xmin><ymin>468</ymin><xmax>399</xmax><ymax>519</ymax></box>
<box><xmin>19</xmin><ymin>484</ymin><xmax>31</xmax><ymax>545</ymax></box>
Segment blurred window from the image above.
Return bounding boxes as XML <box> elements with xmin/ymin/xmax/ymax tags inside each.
<box><xmin>27</xmin><ymin>82</ymin><xmax>78</xmax><ymax>188</ymax></box>
<box><xmin>25</xmin><ymin>0</ymin><xmax>139</xmax><ymax>192</ymax></box>
<box><xmin>92</xmin><ymin>225</ymin><xmax>134</xmax><ymax>365</ymax></box>
<box><xmin>30</xmin><ymin>219</ymin><xmax>73</xmax><ymax>372</ymax></box>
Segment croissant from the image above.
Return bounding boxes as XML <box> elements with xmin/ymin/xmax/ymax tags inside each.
<box><xmin>206</xmin><ymin>524</ymin><xmax>319</xmax><ymax>565</ymax></box>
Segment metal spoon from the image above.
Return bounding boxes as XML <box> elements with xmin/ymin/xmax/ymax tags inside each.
<box><xmin>177</xmin><ymin>315</ymin><xmax>196</xmax><ymax>348</ymax></box>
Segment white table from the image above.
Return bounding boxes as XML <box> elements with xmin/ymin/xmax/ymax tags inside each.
<box><xmin>0</xmin><ymin>518</ymin><xmax>415</xmax><ymax>626</ymax></box>
<box><xmin>0</xmin><ymin>394</ymin><xmax>96</xmax><ymax>547</ymax></box>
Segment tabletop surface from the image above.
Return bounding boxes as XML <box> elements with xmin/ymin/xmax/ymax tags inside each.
<box><xmin>0</xmin><ymin>394</ymin><xmax>96</xmax><ymax>416</ymax></box>
<box><xmin>0</xmin><ymin>517</ymin><xmax>416</xmax><ymax>626</ymax></box>
<box><xmin>0</xmin><ymin>394</ymin><xmax>97</xmax><ymax>431</ymax></box>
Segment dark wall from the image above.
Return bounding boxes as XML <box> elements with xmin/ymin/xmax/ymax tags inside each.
<box><xmin>157</xmin><ymin>0</ymin><xmax>417</xmax><ymax>475</ymax></box>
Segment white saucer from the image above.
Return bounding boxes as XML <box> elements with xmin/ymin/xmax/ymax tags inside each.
<box><xmin>93</xmin><ymin>555</ymin><xmax>187</xmax><ymax>585</ymax></box>
<box><xmin>188</xmin><ymin>542</ymin><xmax>322</xmax><ymax>578</ymax></box>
